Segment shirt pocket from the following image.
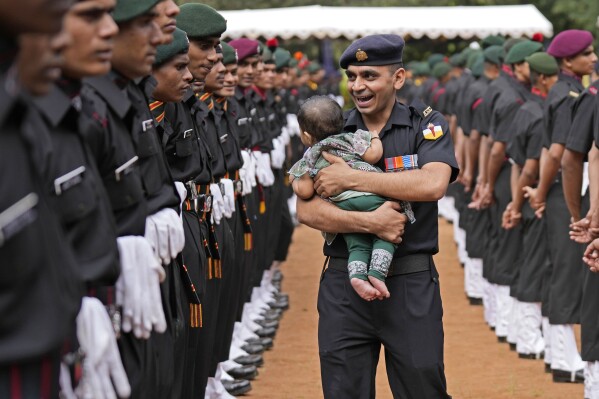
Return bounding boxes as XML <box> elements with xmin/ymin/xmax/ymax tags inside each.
<box><xmin>52</xmin><ymin>165</ymin><xmax>99</xmax><ymax>225</ymax></box>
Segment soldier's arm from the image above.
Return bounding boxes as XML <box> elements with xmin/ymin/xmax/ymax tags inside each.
<box><xmin>296</xmin><ymin>196</ymin><xmax>406</xmax><ymax>244</ymax></box>
<box><xmin>536</xmin><ymin>143</ymin><xmax>565</xmax><ymax>203</ymax></box>
<box><xmin>561</xmin><ymin>148</ymin><xmax>585</xmax><ymax>220</ymax></box>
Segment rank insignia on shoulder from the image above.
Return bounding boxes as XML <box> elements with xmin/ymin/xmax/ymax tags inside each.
<box><xmin>422</xmin><ymin>123</ymin><xmax>443</xmax><ymax>140</ymax></box>
<box><xmin>423</xmin><ymin>106</ymin><xmax>433</xmax><ymax>117</ymax></box>
<box><xmin>590</xmin><ymin>87</ymin><xmax>598</xmax><ymax>96</ymax></box>
<box><xmin>568</xmin><ymin>90</ymin><xmax>580</xmax><ymax>98</ymax></box>
<box><xmin>356</xmin><ymin>49</ymin><xmax>368</xmax><ymax>62</ymax></box>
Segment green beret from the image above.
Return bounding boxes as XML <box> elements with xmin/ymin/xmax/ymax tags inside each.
<box><xmin>177</xmin><ymin>3</ymin><xmax>226</xmax><ymax>39</ymax></box>
<box><xmin>406</xmin><ymin>61</ymin><xmax>419</xmax><ymax>71</ymax></box>
<box><xmin>307</xmin><ymin>61</ymin><xmax>322</xmax><ymax>74</ymax></box>
<box><xmin>466</xmin><ymin>50</ymin><xmax>482</xmax><ymax>69</ymax></box>
<box><xmin>449</xmin><ymin>53</ymin><xmax>465</xmax><ymax>67</ymax></box>
<box><xmin>113</xmin><ymin>0</ymin><xmax>160</xmax><ymax>23</ymax></box>
<box><xmin>154</xmin><ymin>28</ymin><xmax>189</xmax><ymax>67</ymax></box>
<box><xmin>503</xmin><ymin>38</ymin><xmax>525</xmax><ymax>58</ymax></box>
<box><xmin>428</xmin><ymin>53</ymin><xmax>445</xmax><ymax>69</ymax></box>
<box><xmin>221</xmin><ymin>42</ymin><xmax>237</xmax><ymax>65</ymax></box>
<box><xmin>504</xmin><ymin>40</ymin><xmax>543</xmax><ymax>64</ymax></box>
<box><xmin>289</xmin><ymin>58</ymin><xmax>298</xmax><ymax>68</ymax></box>
<box><xmin>471</xmin><ymin>54</ymin><xmax>485</xmax><ymax>78</ymax></box>
<box><xmin>413</xmin><ymin>61</ymin><xmax>430</xmax><ymax>77</ymax></box>
<box><xmin>481</xmin><ymin>35</ymin><xmax>505</xmax><ymax>49</ymax></box>
<box><xmin>273</xmin><ymin>48</ymin><xmax>291</xmax><ymax>71</ymax></box>
<box><xmin>261</xmin><ymin>46</ymin><xmax>274</xmax><ymax>63</ymax></box>
<box><xmin>483</xmin><ymin>45</ymin><xmax>503</xmax><ymax>66</ymax></box>
<box><xmin>432</xmin><ymin>62</ymin><xmax>452</xmax><ymax>78</ymax></box>
<box><xmin>526</xmin><ymin>52</ymin><xmax>559</xmax><ymax>75</ymax></box>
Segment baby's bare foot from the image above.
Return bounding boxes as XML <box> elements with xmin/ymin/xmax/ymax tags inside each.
<box><xmin>350</xmin><ymin>278</ymin><xmax>381</xmax><ymax>301</ymax></box>
<box><xmin>368</xmin><ymin>276</ymin><xmax>390</xmax><ymax>298</ymax></box>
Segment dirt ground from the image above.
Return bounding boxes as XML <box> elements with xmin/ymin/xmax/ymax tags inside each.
<box><xmin>247</xmin><ymin>219</ymin><xmax>583</xmax><ymax>399</ymax></box>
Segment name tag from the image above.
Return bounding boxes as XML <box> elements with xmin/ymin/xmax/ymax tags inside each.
<box><xmin>219</xmin><ymin>134</ymin><xmax>228</xmax><ymax>143</ymax></box>
<box><xmin>183</xmin><ymin>129</ymin><xmax>193</xmax><ymax>139</ymax></box>
<box><xmin>141</xmin><ymin>119</ymin><xmax>154</xmax><ymax>132</ymax></box>
<box><xmin>268</xmin><ymin>114</ymin><xmax>276</xmax><ymax>122</ymax></box>
<box><xmin>238</xmin><ymin>117</ymin><xmax>249</xmax><ymax>126</ymax></box>
<box><xmin>54</xmin><ymin>166</ymin><xmax>86</xmax><ymax>196</ymax></box>
<box><xmin>259</xmin><ymin>117</ymin><xmax>266</xmax><ymax>123</ymax></box>
<box><xmin>250</xmin><ymin>108</ymin><xmax>257</xmax><ymax>116</ymax></box>
<box><xmin>0</xmin><ymin>193</ymin><xmax>39</xmax><ymax>247</ymax></box>
<box><xmin>384</xmin><ymin>154</ymin><xmax>419</xmax><ymax>172</ymax></box>
<box><xmin>115</xmin><ymin>156</ymin><xmax>139</xmax><ymax>182</ymax></box>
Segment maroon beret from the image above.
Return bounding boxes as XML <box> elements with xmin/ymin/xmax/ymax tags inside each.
<box><xmin>228</xmin><ymin>38</ymin><xmax>260</xmax><ymax>62</ymax></box>
<box><xmin>547</xmin><ymin>30</ymin><xmax>594</xmax><ymax>58</ymax></box>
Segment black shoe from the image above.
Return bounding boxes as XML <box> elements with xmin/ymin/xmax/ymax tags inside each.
<box><xmin>254</xmin><ymin>318</ymin><xmax>279</xmax><ymax>329</ymax></box>
<box><xmin>255</xmin><ymin>326</ymin><xmax>276</xmax><ymax>338</ymax></box>
<box><xmin>227</xmin><ymin>365</ymin><xmax>258</xmax><ymax>381</ymax></box>
<box><xmin>234</xmin><ymin>354</ymin><xmax>264</xmax><ymax>367</ymax></box>
<box><xmin>497</xmin><ymin>336</ymin><xmax>507</xmax><ymax>343</ymax></box>
<box><xmin>509</xmin><ymin>343</ymin><xmax>516</xmax><ymax>351</ymax></box>
<box><xmin>468</xmin><ymin>297</ymin><xmax>483</xmax><ymax>306</ymax></box>
<box><xmin>545</xmin><ymin>363</ymin><xmax>551</xmax><ymax>373</ymax></box>
<box><xmin>241</xmin><ymin>342</ymin><xmax>265</xmax><ymax>355</ymax></box>
<box><xmin>246</xmin><ymin>337</ymin><xmax>273</xmax><ymax>349</ymax></box>
<box><xmin>552</xmin><ymin>368</ymin><xmax>584</xmax><ymax>383</ymax></box>
<box><xmin>222</xmin><ymin>379</ymin><xmax>252</xmax><ymax>396</ymax></box>
<box><xmin>518</xmin><ymin>352</ymin><xmax>544</xmax><ymax>360</ymax></box>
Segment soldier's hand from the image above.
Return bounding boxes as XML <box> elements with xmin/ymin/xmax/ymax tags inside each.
<box><xmin>583</xmin><ymin>239</ymin><xmax>599</xmax><ymax>272</ymax></box>
<box><xmin>479</xmin><ymin>183</ymin><xmax>494</xmax><ymax>209</ymax></box>
<box><xmin>570</xmin><ymin>217</ymin><xmax>595</xmax><ymax>244</ymax></box>
<box><xmin>314</xmin><ymin>152</ymin><xmax>352</xmax><ymax>198</ymax></box>
<box><xmin>523</xmin><ymin>186</ymin><xmax>545</xmax><ymax>218</ymax></box>
<box><xmin>368</xmin><ymin>201</ymin><xmax>406</xmax><ymax>244</ymax></box>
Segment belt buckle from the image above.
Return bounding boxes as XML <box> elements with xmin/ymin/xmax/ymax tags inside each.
<box><xmin>199</xmin><ymin>194</ymin><xmax>212</xmax><ymax>213</ymax></box>
<box><xmin>235</xmin><ymin>180</ymin><xmax>243</xmax><ymax>193</ymax></box>
<box><xmin>186</xmin><ymin>180</ymin><xmax>199</xmax><ymax>200</ymax></box>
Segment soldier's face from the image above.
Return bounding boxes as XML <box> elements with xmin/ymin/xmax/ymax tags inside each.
<box><xmin>0</xmin><ymin>0</ymin><xmax>73</xmax><ymax>35</ymax></box>
<box><xmin>204</xmin><ymin>56</ymin><xmax>225</xmax><ymax>92</ymax></box>
<box><xmin>513</xmin><ymin>61</ymin><xmax>530</xmax><ymax>84</ymax></box>
<box><xmin>155</xmin><ymin>0</ymin><xmax>179</xmax><ymax>44</ymax></box>
<box><xmin>112</xmin><ymin>8</ymin><xmax>162</xmax><ymax>80</ymax></box>
<box><xmin>215</xmin><ymin>63</ymin><xmax>238</xmax><ymax>97</ymax></box>
<box><xmin>188</xmin><ymin>37</ymin><xmax>220</xmax><ymax>84</ymax></box>
<box><xmin>61</xmin><ymin>0</ymin><xmax>118</xmax><ymax>79</ymax></box>
<box><xmin>152</xmin><ymin>53</ymin><xmax>192</xmax><ymax>103</ymax></box>
<box><xmin>346</xmin><ymin>64</ymin><xmax>404</xmax><ymax>117</ymax></box>
<box><xmin>237</xmin><ymin>55</ymin><xmax>259</xmax><ymax>88</ymax></box>
<box><xmin>274</xmin><ymin>68</ymin><xmax>288</xmax><ymax>89</ymax></box>
<box><xmin>256</xmin><ymin>63</ymin><xmax>275</xmax><ymax>89</ymax></box>
<box><xmin>17</xmin><ymin>29</ymin><xmax>70</xmax><ymax>96</ymax></box>
<box><xmin>568</xmin><ymin>46</ymin><xmax>598</xmax><ymax>77</ymax></box>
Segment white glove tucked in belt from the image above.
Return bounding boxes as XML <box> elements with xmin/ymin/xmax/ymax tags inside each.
<box><xmin>144</xmin><ymin>208</ymin><xmax>185</xmax><ymax>265</ymax></box>
<box><xmin>221</xmin><ymin>179</ymin><xmax>235</xmax><ymax>218</ymax></box>
<box><xmin>210</xmin><ymin>183</ymin><xmax>225</xmax><ymax>225</ymax></box>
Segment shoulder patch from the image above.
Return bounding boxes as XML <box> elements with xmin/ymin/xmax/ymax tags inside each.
<box><xmin>569</xmin><ymin>90</ymin><xmax>580</xmax><ymax>98</ymax></box>
<box><xmin>423</xmin><ymin>106</ymin><xmax>433</xmax><ymax>117</ymax></box>
<box><xmin>590</xmin><ymin>87</ymin><xmax>598</xmax><ymax>96</ymax></box>
<box><xmin>422</xmin><ymin>122</ymin><xmax>444</xmax><ymax>140</ymax></box>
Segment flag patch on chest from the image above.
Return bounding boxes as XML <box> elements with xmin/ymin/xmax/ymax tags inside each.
<box><xmin>384</xmin><ymin>154</ymin><xmax>418</xmax><ymax>172</ymax></box>
<box><xmin>422</xmin><ymin>123</ymin><xmax>443</xmax><ymax>140</ymax></box>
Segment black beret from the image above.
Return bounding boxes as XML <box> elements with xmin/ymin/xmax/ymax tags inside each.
<box><xmin>339</xmin><ymin>34</ymin><xmax>404</xmax><ymax>69</ymax></box>
<box><xmin>113</xmin><ymin>0</ymin><xmax>160</xmax><ymax>23</ymax></box>
<box><xmin>154</xmin><ymin>28</ymin><xmax>189</xmax><ymax>67</ymax></box>
<box><xmin>177</xmin><ymin>3</ymin><xmax>226</xmax><ymax>39</ymax></box>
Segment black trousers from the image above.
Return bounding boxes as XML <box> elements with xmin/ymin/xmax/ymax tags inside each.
<box><xmin>318</xmin><ymin>267</ymin><xmax>451</xmax><ymax>399</ymax></box>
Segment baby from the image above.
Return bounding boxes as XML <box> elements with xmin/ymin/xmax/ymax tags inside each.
<box><xmin>289</xmin><ymin>96</ymin><xmax>414</xmax><ymax>300</ymax></box>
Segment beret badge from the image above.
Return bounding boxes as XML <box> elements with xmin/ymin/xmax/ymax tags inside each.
<box><xmin>356</xmin><ymin>49</ymin><xmax>368</xmax><ymax>62</ymax></box>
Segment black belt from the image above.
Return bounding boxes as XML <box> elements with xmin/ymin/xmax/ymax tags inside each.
<box><xmin>327</xmin><ymin>253</ymin><xmax>432</xmax><ymax>276</ymax></box>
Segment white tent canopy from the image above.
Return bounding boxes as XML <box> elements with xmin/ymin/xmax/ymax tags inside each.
<box><xmin>221</xmin><ymin>5</ymin><xmax>553</xmax><ymax>40</ymax></box>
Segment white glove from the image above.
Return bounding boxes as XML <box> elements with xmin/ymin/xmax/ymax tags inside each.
<box><xmin>286</xmin><ymin>114</ymin><xmax>300</xmax><ymax>136</ymax></box>
<box><xmin>174</xmin><ymin>181</ymin><xmax>187</xmax><ymax>213</ymax></box>
<box><xmin>254</xmin><ymin>151</ymin><xmax>274</xmax><ymax>187</ymax></box>
<box><xmin>270</xmin><ymin>139</ymin><xmax>281</xmax><ymax>169</ymax></box>
<box><xmin>247</xmin><ymin>151</ymin><xmax>257</xmax><ymax>189</ymax></box>
<box><xmin>210</xmin><ymin>183</ymin><xmax>224</xmax><ymax>225</ymax></box>
<box><xmin>144</xmin><ymin>208</ymin><xmax>185</xmax><ymax>265</ymax></box>
<box><xmin>75</xmin><ymin>297</ymin><xmax>131</xmax><ymax>399</ymax></box>
<box><xmin>116</xmin><ymin>236</ymin><xmax>167</xmax><ymax>339</ymax></box>
<box><xmin>221</xmin><ymin>179</ymin><xmax>235</xmax><ymax>218</ymax></box>
<box><xmin>280</xmin><ymin>126</ymin><xmax>290</xmax><ymax>146</ymax></box>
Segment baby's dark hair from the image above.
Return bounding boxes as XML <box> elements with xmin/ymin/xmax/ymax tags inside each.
<box><xmin>297</xmin><ymin>95</ymin><xmax>344</xmax><ymax>141</ymax></box>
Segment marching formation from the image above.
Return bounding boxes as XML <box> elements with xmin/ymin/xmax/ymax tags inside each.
<box><xmin>423</xmin><ymin>32</ymin><xmax>599</xmax><ymax>398</ymax></box>
<box><xmin>0</xmin><ymin>1</ymin><xmax>336</xmax><ymax>398</ymax></box>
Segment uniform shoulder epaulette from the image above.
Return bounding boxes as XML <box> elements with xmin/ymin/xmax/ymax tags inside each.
<box><xmin>569</xmin><ymin>90</ymin><xmax>580</xmax><ymax>98</ymax></box>
<box><xmin>409</xmin><ymin>97</ymin><xmax>434</xmax><ymax>120</ymax></box>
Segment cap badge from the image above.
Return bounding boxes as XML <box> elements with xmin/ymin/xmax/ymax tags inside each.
<box><xmin>356</xmin><ymin>49</ymin><xmax>368</xmax><ymax>62</ymax></box>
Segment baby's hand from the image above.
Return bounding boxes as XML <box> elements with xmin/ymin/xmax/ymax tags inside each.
<box><xmin>368</xmin><ymin>276</ymin><xmax>390</xmax><ymax>299</ymax></box>
<box><xmin>350</xmin><ymin>278</ymin><xmax>381</xmax><ymax>301</ymax></box>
